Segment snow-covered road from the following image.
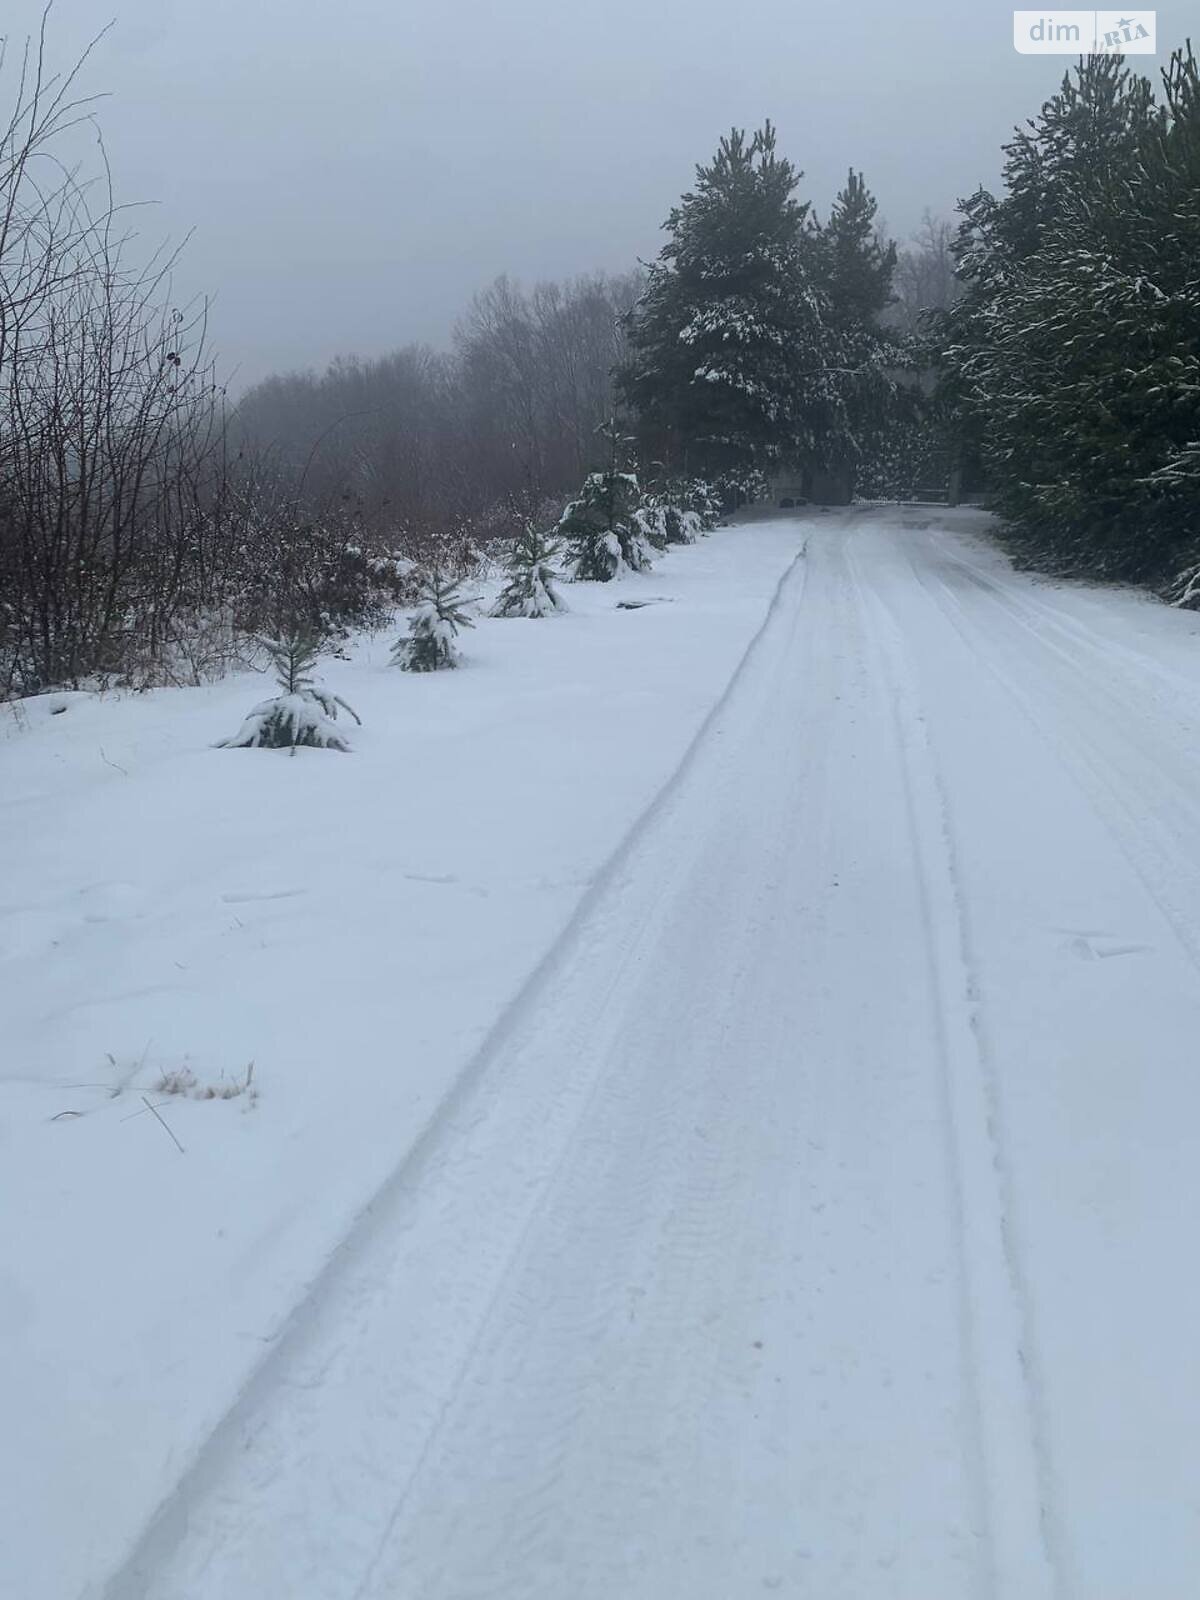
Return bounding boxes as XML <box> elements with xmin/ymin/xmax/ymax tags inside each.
<box><xmin>67</xmin><ymin>512</ymin><xmax>1200</xmax><ymax>1595</ymax></box>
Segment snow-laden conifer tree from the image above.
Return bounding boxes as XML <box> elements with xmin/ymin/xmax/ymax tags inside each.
<box><xmin>822</xmin><ymin>170</ymin><xmax>897</xmax><ymax>329</ymax></box>
<box><xmin>938</xmin><ymin>48</ymin><xmax>1200</xmax><ymax>580</ymax></box>
<box><xmin>491</xmin><ymin>525</ymin><xmax>567</xmax><ymax>617</ymax></box>
<box><xmin>559</xmin><ymin>470</ymin><xmax>652</xmax><ymax>582</ymax></box>
<box><xmin>632</xmin><ymin>504</ymin><xmax>671</xmax><ymax>552</ymax></box>
<box><xmin>681</xmin><ymin>479</ymin><xmax>722</xmax><ymax>531</ymax></box>
<box><xmin>813</xmin><ymin>169</ymin><xmax>900</xmax><ymax>490</ymax></box>
<box><xmin>392</xmin><ymin>571</ymin><xmax>476</xmax><ymax>670</ymax></box>
<box><xmin>618</xmin><ymin>123</ymin><xmax>832</xmax><ymax>480</ymax></box>
<box><xmin>217</xmin><ymin>633</ymin><xmax>361</xmax><ymax>753</ymax></box>
<box><xmin>636</xmin><ymin>479</ymin><xmax>709</xmax><ymax>546</ymax></box>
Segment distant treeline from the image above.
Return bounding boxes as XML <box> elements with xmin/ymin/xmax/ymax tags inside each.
<box><xmin>233</xmin><ymin>271</ymin><xmax>643</xmax><ymax>544</ymax></box>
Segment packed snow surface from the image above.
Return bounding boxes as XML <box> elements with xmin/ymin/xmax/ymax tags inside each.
<box><xmin>5</xmin><ymin>509</ymin><xmax>1200</xmax><ymax>1598</ymax></box>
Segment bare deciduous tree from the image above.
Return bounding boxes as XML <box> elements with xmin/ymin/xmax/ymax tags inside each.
<box><xmin>886</xmin><ymin>210</ymin><xmax>962</xmax><ymax>335</ymax></box>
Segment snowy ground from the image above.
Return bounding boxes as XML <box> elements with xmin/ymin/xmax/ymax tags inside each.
<box><xmin>0</xmin><ymin>523</ymin><xmax>797</xmax><ymax>1600</ymax></box>
<box><xmin>6</xmin><ymin>508</ymin><xmax>1200</xmax><ymax>1599</ymax></box>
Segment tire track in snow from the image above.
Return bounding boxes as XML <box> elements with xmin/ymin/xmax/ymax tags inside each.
<box><xmin>928</xmin><ymin>541</ymin><xmax>1200</xmax><ymax>709</ymax></box>
<box><xmin>341</xmin><ymin>525</ymin><xmax>1013</xmax><ymax>1599</ymax></box>
<box><xmin>848</xmin><ymin>531</ymin><xmax>1062</xmax><ymax>1600</ymax></box>
<box><xmin>343</xmin><ymin>531</ymin><xmax>953</xmax><ymax>1600</ymax></box>
<box><xmin>100</xmin><ymin>546</ymin><xmax>812</xmax><ymax>1600</ymax></box>
<box><xmin>355</xmin><ymin>766</ymin><xmax>805</xmax><ymax>1599</ymax></box>
<box><xmin>879</xmin><ymin>515</ymin><xmax>1200</xmax><ymax>1600</ymax></box>
<box><xmin>914</xmin><ymin>538</ymin><xmax>1200</xmax><ymax>987</ymax></box>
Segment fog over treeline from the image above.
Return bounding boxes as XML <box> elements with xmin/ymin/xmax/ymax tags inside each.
<box><xmin>235</xmin><ymin>272</ymin><xmax>645</xmax><ymax>539</ymax></box>
<box><xmin>232</xmin><ymin>209</ymin><xmax>956</xmax><ymax>536</ymax></box>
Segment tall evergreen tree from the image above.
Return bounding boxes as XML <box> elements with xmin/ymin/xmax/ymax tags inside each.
<box><xmin>814</xmin><ymin>169</ymin><xmax>900</xmax><ymax>488</ymax></box>
<box><xmin>618</xmin><ymin>124</ymin><xmax>832</xmax><ymax>478</ymax></box>
<box><xmin>823</xmin><ymin>169</ymin><xmax>897</xmax><ymax>327</ymax></box>
<box><xmin>940</xmin><ymin>48</ymin><xmax>1200</xmax><ymax>579</ymax></box>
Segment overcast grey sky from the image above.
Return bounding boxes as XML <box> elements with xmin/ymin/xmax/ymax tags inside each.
<box><xmin>5</xmin><ymin>0</ymin><xmax>1190</xmax><ymax>389</ymax></box>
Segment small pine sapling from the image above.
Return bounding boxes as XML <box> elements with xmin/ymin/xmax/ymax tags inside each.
<box><xmin>683</xmin><ymin>478</ymin><xmax>723</xmax><ymax>531</ymax></box>
<box><xmin>392</xmin><ymin>570</ymin><xmax>476</xmax><ymax>670</ymax></box>
<box><xmin>638</xmin><ymin>481</ymin><xmax>704</xmax><ymax>546</ymax></box>
<box><xmin>217</xmin><ymin>632</ymin><xmax>361</xmax><ymax>754</ymax></box>
<box><xmin>491</xmin><ymin>525</ymin><xmax>567</xmax><ymax>618</ymax></box>
<box><xmin>559</xmin><ymin>470</ymin><xmax>652</xmax><ymax>581</ymax></box>
<box><xmin>633</xmin><ymin>504</ymin><xmax>671</xmax><ymax>552</ymax></box>
<box><xmin>667</xmin><ymin>504</ymin><xmax>700</xmax><ymax>543</ymax></box>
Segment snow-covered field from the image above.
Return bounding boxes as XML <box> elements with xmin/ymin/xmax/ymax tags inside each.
<box><xmin>6</xmin><ymin>507</ymin><xmax>1200</xmax><ymax>1599</ymax></box>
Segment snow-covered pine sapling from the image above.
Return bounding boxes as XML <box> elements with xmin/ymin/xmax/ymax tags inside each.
<box><xmin>217</xmin><ymin>632</ymin><xmax>361</xmax><ymax>754</ymax></box>
<box><xmin>491</xmin><ymin>525</ymin><xmax>567</xmax><ymax>618</ymax></box>
<box><xmin>683</xmin><ymin>478</ymin><xmax>723</xmax><ymax>531</ymax></box>
<box><xmin>633</xmin><ymin>503</ymin><xmax>670</xmax><ymax>552</ymax></box>
<box><xmin>559</xmin><ymin>470</ymin><xmax>652</xmax><ymax>582</ymax></box>
<box><xmin>638</xmin><ymin>481</ymin><xmax>704</xmax><ymax>547</ymax></box>
<box><xmin>392</xmin><ymin>570</ymin><xmax>476</xmax><ymax>670</ymax></box>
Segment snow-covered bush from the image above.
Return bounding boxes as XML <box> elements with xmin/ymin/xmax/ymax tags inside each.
<box><xmin>560</xmin><ymin>471</ymin><xmax>652</xmax><ymax>582</ymax></box>
<box><xmin>491</xmin><ymin>526</ymin><xmax>567</xmax><ymax>618</ymax></box>
<box><xmin>392</xmin><ymin>571</ymin><xmax>476</xmax><ymax>670</ymax></box>
<box><xmin>216</xmin><ymin>633</ymin><xmax>361</xmax><ymax>753</ymax></box>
